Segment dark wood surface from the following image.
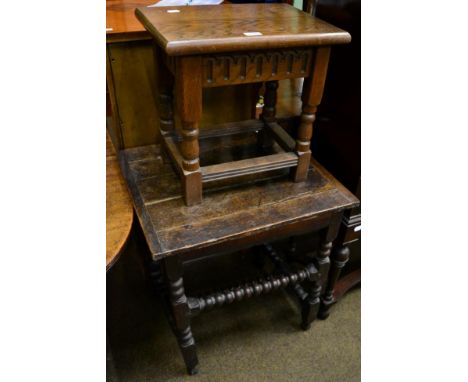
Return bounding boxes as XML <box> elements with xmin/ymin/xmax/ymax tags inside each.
<box><xmin>312</xmin><ymin>0</ymin><xmax>361</xmax><ymax>302</ymax></box>
<box><xmin>106</xmin><ymin>133</ymin><xmax>134</xmax><ymax>271</ymax></box>
<box><xmin>136</xmin><ymin>4</ymin><xmax>351</xmax><ymax>56</ymax></box>
<box><xmin>119</xmin><ymin>133</ymin><xmax>358</xmax><ymax>259</ymax></box>
<box><xmin>120</xmin><ymin>133</ymin><xmax>358</xmax><ymax>374</ymax></box>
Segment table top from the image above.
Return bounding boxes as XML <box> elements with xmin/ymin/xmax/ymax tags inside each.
<box><xmin>107</xmin><ymin>133</ymin><xmax>134</xmax><ymax>271</ymax></box>
<box><xmin>107</xmin><ymin>0</ymin><xmax>157</xmax><ymax>43</ymax></box>
<box><xmin>135</xmin><ymin>4</ymin><xmax>351</xmax><ymax>56</ymax></box>
<box><xmin>119</xmin><ymin>133</ymin><xmax>358</xmax><ymax>260</ymax></box>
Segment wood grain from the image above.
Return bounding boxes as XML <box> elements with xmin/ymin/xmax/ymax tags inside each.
<box><xmin>119</xmin><ymin>133</ymin><xmax>359</xmax><ymax>259</ymax></box>
<box><xmin>135</xmin><ymin>4</ymin><xmax>351</xmax><ymax>56</ymax></box>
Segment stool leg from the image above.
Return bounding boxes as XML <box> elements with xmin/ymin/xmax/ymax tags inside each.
<box><xmin>292</xmin><ymin>47</ymin><xmax>331</xmax><ymax>182</ymax></box>
<box><xmin>301</xmin><ymin>279</ymin><xmax>321</xmax><ymax>330</ymax></box>
<box><xmin>154</xmin><ymin>44</ymin><xmax>175</xmax><ymax>136</ymax></box>
<box><xmin>164</xmin><ymin>256</ymin><xmax>199</xmax><ymax>375</ymax></box>
<box><xmin>175</xmin><ymin>56</ymin><xmax>203</xmax><ymax>206</ymax></box>
<box><xmin>319</xmin><ymin>245</ymin><xmax>350</xmax><ymax>319</ymax></box>
<box><xmin>258</xmin><ymin>80</ymin><xmax>278</xmax><ymax>149</ymax></box>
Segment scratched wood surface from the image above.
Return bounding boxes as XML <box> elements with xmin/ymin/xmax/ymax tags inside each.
<box><xmin>119</xmin><ymin>133</ymin><xmax>358</xmax><ymax>259</ymax></box>
<box><xmin>107</xmin><ymin>133</ymin><xmax>134</xmax><ymax>271</ymax></box>
<box><xmin>135</xmin><ymin>4</ymin><xmax>351</xmax><ymax>56</ymax></box>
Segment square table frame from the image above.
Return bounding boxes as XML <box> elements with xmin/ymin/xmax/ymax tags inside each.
<box><xmin>154</xmin><ymin>44</ymin><xmax>331</xmax><ymax>205</ymax></box>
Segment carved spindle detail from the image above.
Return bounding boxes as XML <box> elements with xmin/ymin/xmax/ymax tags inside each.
<box><xmin>255</xmin><ymin>56</ymin><xmax>263</xmax><ymax>77</ymax></box>
<box><xmin>286</xmin><ymin>53</ymin><xmax>294</xmax><ymax>74</ymax></box>
<box><xmin>180</xmin><ymin>123</ymin><xmax>200</xmax><ymax>172</ymax></box>
<box><xmin>296</xmin><ymin>111</ymin><xmax>316</xmax><ymax>153</ymax></box>
<box><xmin>189</xmin><ymin>266</ymin><xmax>312</xmax><ymax>315</ymax></box>
<box><xmin>240</xmin><ymin>56</ymin><xmax>247</xmax><ymax>79</ymax></box>
<box><xmin>223</xmin><ymin>57</ymin><xmax>230</xmax><ymax>80</ymax></box>
<box><xmin>206</xmin><ymin>58</ymin><xmax>214</xmax><ymax>83</ymax></box>
<box><xmin>319</xmin><ymin>245</ymin><xmax>350</xmax><ymax>319</ymax></box>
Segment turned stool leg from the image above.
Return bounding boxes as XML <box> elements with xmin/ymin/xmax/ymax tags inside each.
<box><xmin>164</xmin><ymin>256</ymin><xmax>199</xmax><ymax>375</ymax></box>
<box><xmin>154</xmin><ymin>44</ymin><xmax>175</xmax><ymax>137</ymax></box>
<box><xmin>319</xmin><ymin>245</ymin><xmax>350</xmax><ymax>319</ymax></box>
<box><xmin>292</xmin><ymin>47</ymin><xmax>331</xmax><ymax>181</ymax></box>
<box><xmin>175</xmin><ymin>57</ymin><xmax>203</xmax><ymax>206</ymax></box>
<box><xmin>258</xmin><ymin>80</ymin><xmax>278</xmax><ymax>149</ymax></box>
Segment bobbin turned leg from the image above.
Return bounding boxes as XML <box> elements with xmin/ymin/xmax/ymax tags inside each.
<box><xmin>163</xmin><ymin>256</ymin><xmax>199</xmax><ymax>375</ymax></box>
<box><xmin>292</xmin><ymin>47</ymin><xmax>331</xmax><ymax>181</ymax></box>
<box><xmin>319</xmin><ymin>245</ymin><xmax>350</xmax><ymax>319</ymax></box>
<box><xmin>313</xmin><ymin>213</ymin><xmax>342</xmax><ymax>315</ymax></box>
<box><xmin>258</xmin><ymin>80</ymin><xmax>278</xmax><ymax>149</ymax></box>
<box><xmin>175</xmin><ymin>56</ymin><xmax>203</xmax><ymax>206</ymax></box>
<box><xmin>301</xmin><ymin>277</ymin><xmax>321</xmax><ymax>330</ymax></box>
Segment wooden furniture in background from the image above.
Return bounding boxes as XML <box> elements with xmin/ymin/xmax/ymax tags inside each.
<box><xmin>271</xmin><ymin>0</ymin><xmax>361</xmax><ymax>314</ymax></box>
<box><xmin>135</xmin><ymin>4</ymin><xmax>351</xmax><ymax>205</ymax></box>
<box><xmin>106</xmin><ymin>133</ymin><xmax>133</xmax><ymax>271</ymax></box>
<box><xmin>312</xmin><ymin>0</ymin><xmax>361</xmax><ymax>310</ymax></box>
<box><xmin>119</xmin><ymin>131</ymin><xmax>359</xmax><ymax>374</ymax></box>
<box><xmin>106</xmin><ymin>0</ymin><xmax>257</xmax><ymax>150</ymax></box>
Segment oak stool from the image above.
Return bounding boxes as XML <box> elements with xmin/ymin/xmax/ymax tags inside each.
<box><xmin>135</xmin><ymin>4</ymin><xmax>351</xmax><ymax>205</ymax></box>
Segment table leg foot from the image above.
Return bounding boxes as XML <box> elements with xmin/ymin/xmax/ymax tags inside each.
<box><xmin>300</xmin><ymin>282</ymin><xmax>321</xmax><ymax>330</ymax></box>
<box><xmin>318</xmin><ymin>244</ymin><xmax>350</xmax><ymax>319</ymax></box>
<box><xmin>164</xmin><ymin>256</ymin><xmax>200</xmax><ymax>375</ymax></box>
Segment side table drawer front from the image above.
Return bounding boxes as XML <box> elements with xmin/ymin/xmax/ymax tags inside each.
<box><xmin>202</xmin><ymin>49</ymin><xmax>313</xmax><ymax>87</ymax></box>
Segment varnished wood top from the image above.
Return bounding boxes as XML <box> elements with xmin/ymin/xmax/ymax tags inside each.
<box><xmin>107</xmin><ymin>133</ymin><xmax>134</xmax><ymax>271</ymax></box>
<box><xmin>120</xmin><ymin>134</ymin><xmax>358</xmax><ymax>259</ymax></box>
<box><xmin>106</xmin><ymin>0</ymin><xmax>157</xmax><ymax>43</ymax></box>
<box><xmin>135</xmin><ymin>4</ymin><xmax>351</xmax><ymax>55</ymax></box>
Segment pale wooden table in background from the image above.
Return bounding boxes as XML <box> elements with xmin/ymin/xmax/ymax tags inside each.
<box><xmin>106</xmin><ymin>132</ymin><xmax>133</xmax><ymax>271</ymax></box>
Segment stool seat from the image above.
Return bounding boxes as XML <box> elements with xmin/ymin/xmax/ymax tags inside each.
<box><xmin>135</xmin><ymin>4</ymin><xmax>350</xmax><ymax>56</ymax></box>
<box><xmin>135</xmin><ymin>3</ymin><xmax>351</xmax><ymax>206</ymax></box>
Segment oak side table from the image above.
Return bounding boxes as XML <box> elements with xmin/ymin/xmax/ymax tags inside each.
<box><xmin>135</xmin><ymin>4</ymin><xmax>351</xmax><ymax>205</ymax></box>
<box><xmin>119</xmin><ymin>132</ymin><xmax>359</xmax><ymax>375</ymax></box>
